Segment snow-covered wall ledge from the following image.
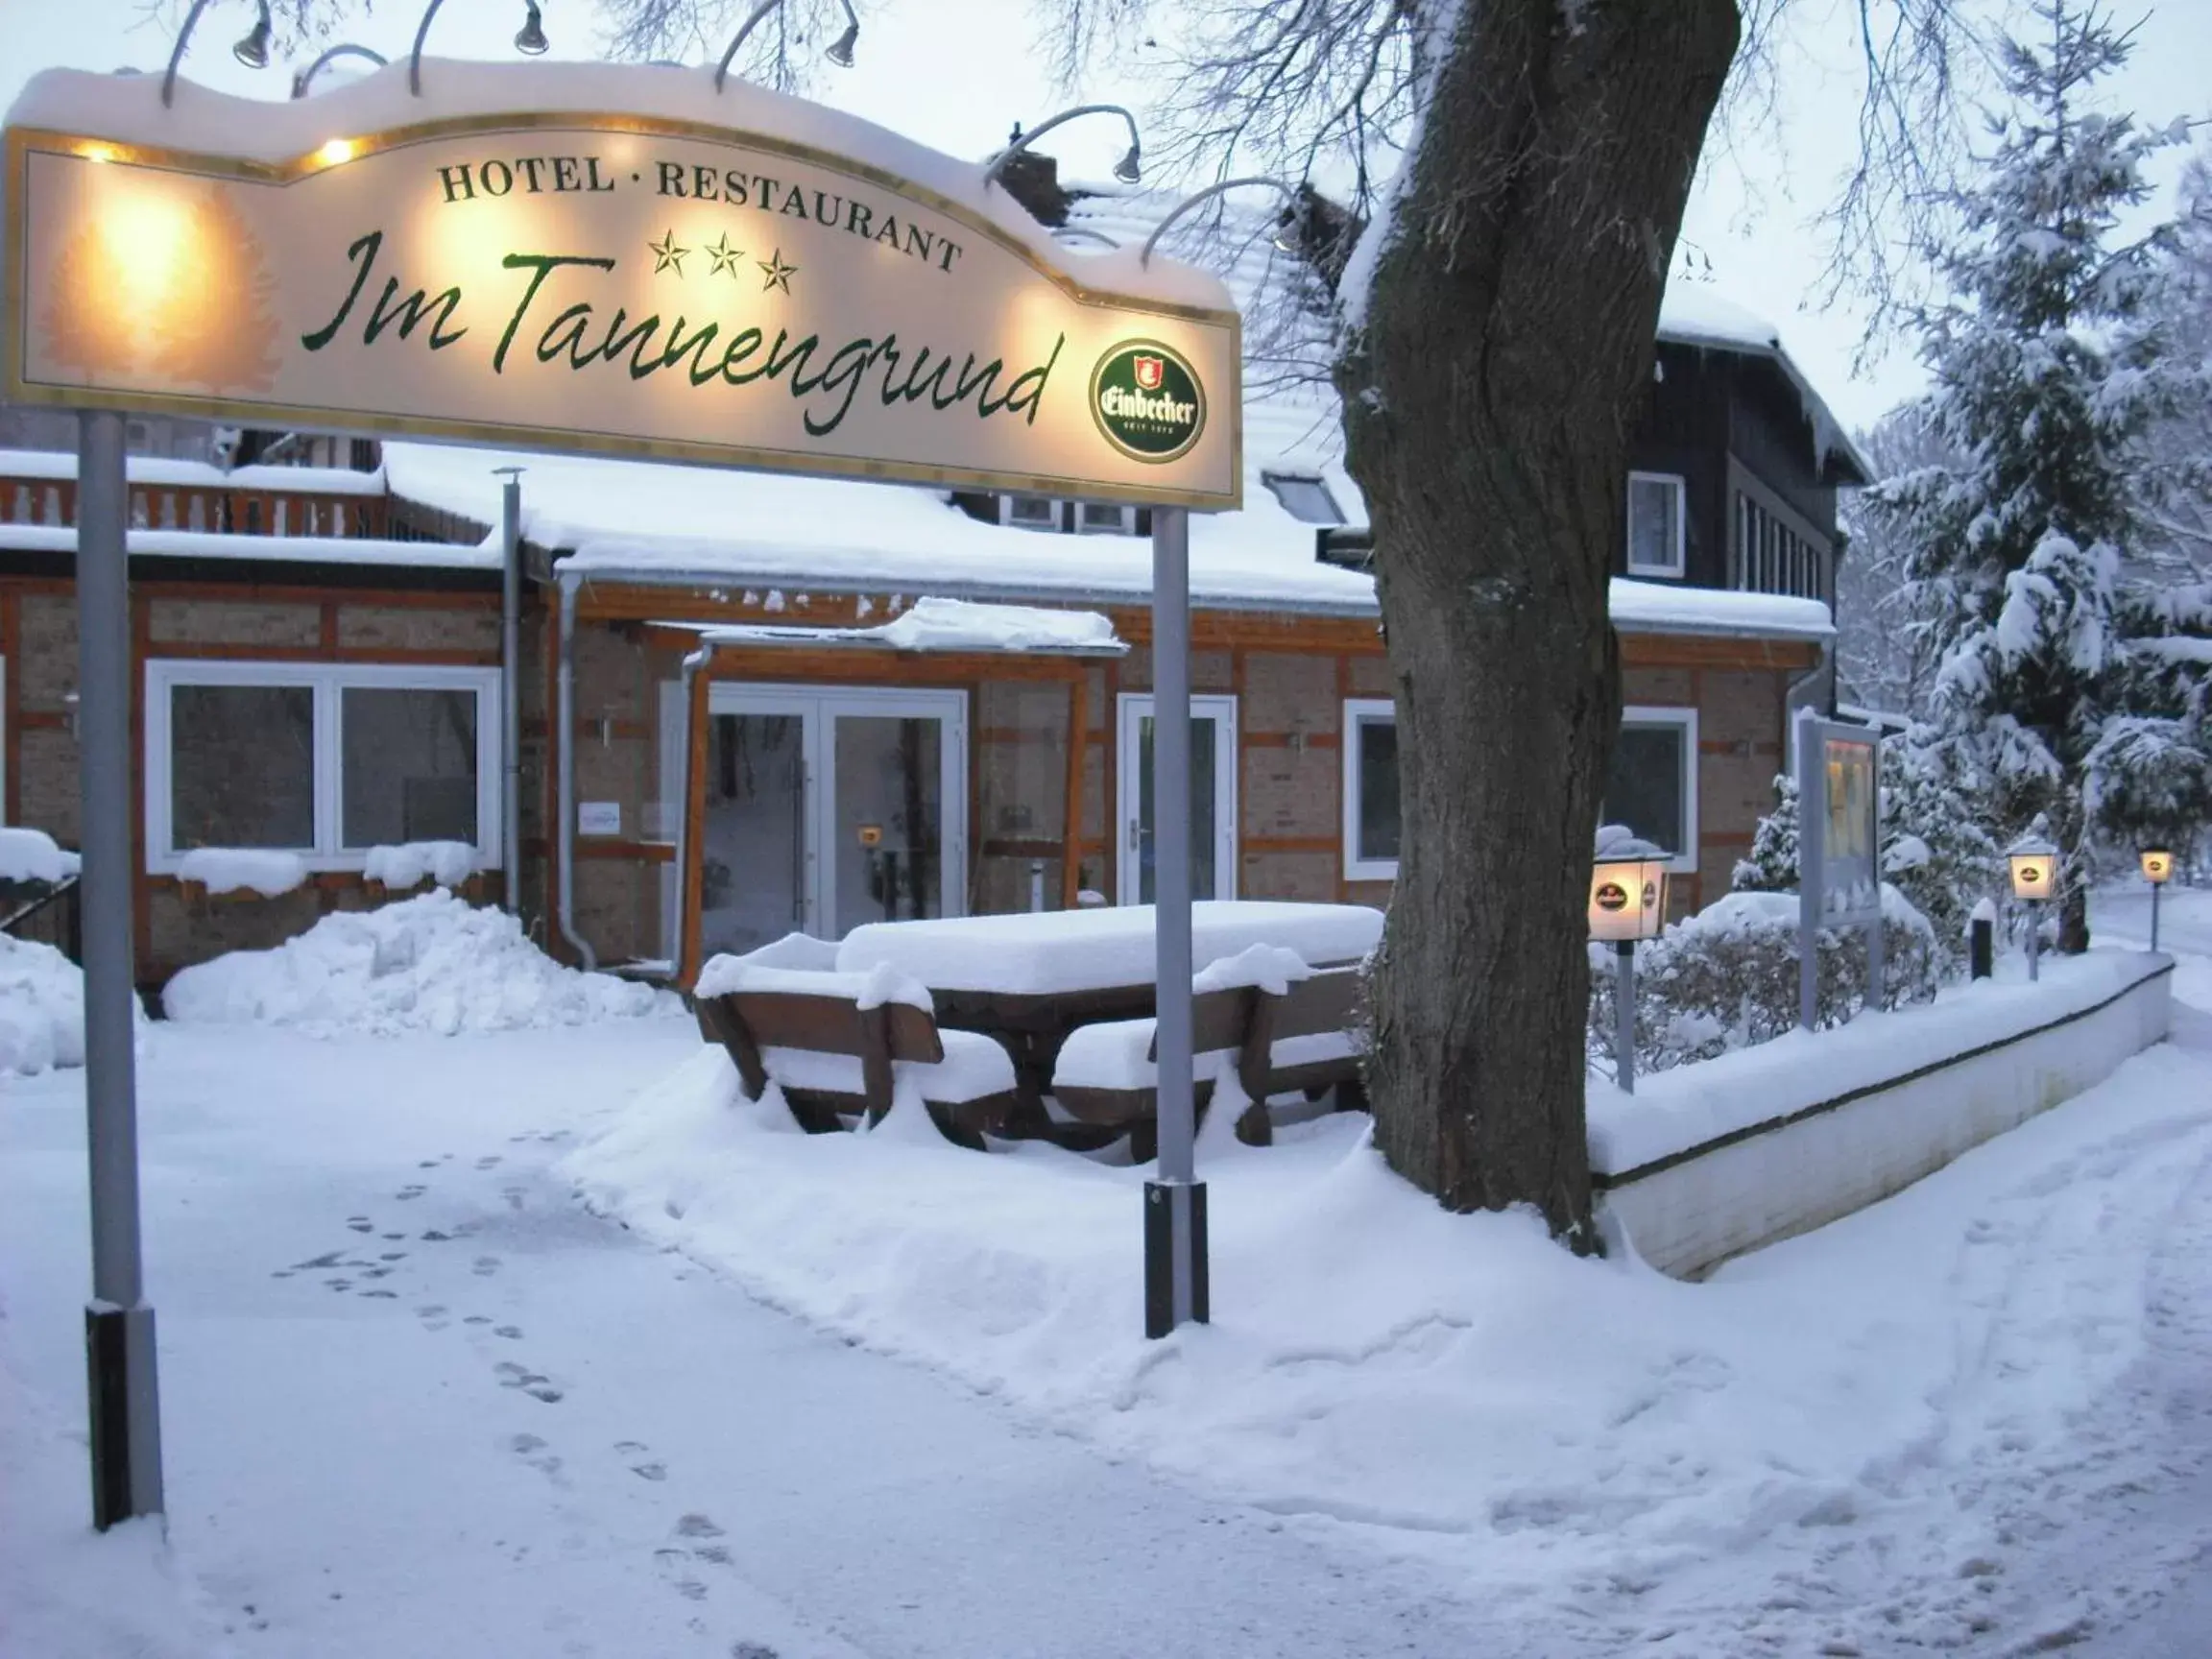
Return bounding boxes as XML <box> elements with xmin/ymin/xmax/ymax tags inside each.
<box><xmin>1593</xmin><ymin>951</ymin><xmax>2174</xmax><ymax>1280</ymax></box>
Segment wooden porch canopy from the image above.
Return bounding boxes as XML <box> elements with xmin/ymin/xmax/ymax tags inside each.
<box><xmin>661</xmin><ymin>600</ymin><xmax>1128</xmax><ymax>985</ymax></box>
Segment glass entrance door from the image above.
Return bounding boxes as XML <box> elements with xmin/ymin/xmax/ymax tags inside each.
<box><xmin>1116</xmin><ymin>694</ymin><xmax>1238</xmax><ymax>904</ymax></box>
<box><xmin>697</xmin><ymin>685</ymin><xmax>966</xmax><ymax>956</ymax></box>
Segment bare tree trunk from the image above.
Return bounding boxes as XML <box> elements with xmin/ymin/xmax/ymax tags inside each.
<box><xmin>1338</xmin><ymin>0</ymin><xmax>1739</xmax><ymax>1245</ymax></box>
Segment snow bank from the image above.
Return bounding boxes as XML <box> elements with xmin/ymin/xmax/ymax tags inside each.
<box><xmin>0</xmin><ymin>1353</ymin><xmax>228</xmax><ymax>1659</ymax></box>
<box><xmin>565</xmin><ymin>1033</ymin><xmax>2212</xmax><ymax>1603</ymax></box>
<box><xmin>161</xmin><ymin>891</ymin><xmax>679</xmax><ymax>1036</ymax></box>
<box><xmin>363</xmin><ymin>840</ymin><xmax>478</xmax><ymax>891</ymax></box>
<box><xmin>0</xmin><ymin>827</ymin><xmax>76</xmax><ymax>884</ymax></box>
<box><xmin>0</xmin><ymin>935</ymin><xmax>91</xmax><ymax>1077</ymax></box>
<box><xmin>177</xmin><ymin>847</ymin><xmax>308</xmax><ymax>898</ymax></box>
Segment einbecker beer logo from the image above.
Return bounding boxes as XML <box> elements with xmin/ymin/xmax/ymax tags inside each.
<box><xmin>1091</xmin><ymin>339</ymin><xmax>1205</xmax><ymax>463</ymax></box>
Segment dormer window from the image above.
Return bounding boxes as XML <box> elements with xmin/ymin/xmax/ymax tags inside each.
<box><xmin>1000</xmin><ymin>494</ymin><xmax>1064</xmax><ymax>532</ymax></box>
<box><xmin>1626</xmin><ymin>471</ymin><xmax>1686</xmax><ymax>578</ymax></box>
<box><xmin>1262</xmin><ymin>470</ymin><xmax>1342</xmax><ymax>525</ymax></box>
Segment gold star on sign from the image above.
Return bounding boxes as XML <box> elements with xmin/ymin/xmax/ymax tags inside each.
<box><xmin>704</xmin><ymin>232</ymin><xmax>745</xmax><ymax>278</ymax></box>
<box><xmin>758</xmin><ymin>248</ymin><xmax>798</xmax><ymax>294</ymax></box>
<box><xmin>647</xmin><ymin>229</ymin><xmax>688</xmax><ymax>276</ymax></box>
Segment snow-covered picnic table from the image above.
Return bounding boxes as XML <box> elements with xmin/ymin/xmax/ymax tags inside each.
<box><xmin>836</xmin><ymin>902</ymin><xmax>1382</xmax><ymax>997</ymax></box>
<box><xmin>833</xmin><ymin>902</ymin><xmax>1382</xmax><ymax>1135</ymax></box>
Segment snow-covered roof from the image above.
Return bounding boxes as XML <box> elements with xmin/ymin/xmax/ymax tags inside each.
<box><xmin>0</xmin><ymin>450</ymin><xmax>388</xmax><ymax>496</ymax></box>
<box><xmin>682</xmin><ymin>597</ymin><xmax>1125</xmax><ymax>656</ymax></box>
<box><xmin>0</xmin><ymin>522</ymin><xmax>495</xmax><ymax>571</ymax></box>
<box><xmin>1653</xmin><ymin>288</ymin><xmax>1874</xmax><ymax>486</ymax></box>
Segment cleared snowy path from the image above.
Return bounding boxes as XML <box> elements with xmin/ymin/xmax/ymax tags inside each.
<box><xmin>0</xmin><ymin>1023</ymin><xmax>1520</xmax><ymax>1659</ymax></box>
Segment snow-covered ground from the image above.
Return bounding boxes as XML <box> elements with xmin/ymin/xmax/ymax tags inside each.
<box><xmin>2</xmin><ymin>897</ymin><xmax>2208</xmax><ymax>1656</ymax></box>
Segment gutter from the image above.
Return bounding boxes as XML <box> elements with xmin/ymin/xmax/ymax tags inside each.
<box><xmin>549</xmin><ymin>557</ymin><xmax>1835</xmax><ymax>643</ymax></box>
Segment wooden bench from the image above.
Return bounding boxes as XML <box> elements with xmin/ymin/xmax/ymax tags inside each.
<box><xmin>1050</xmin><ymin>963</ymin><xmax>1368</xmax><ymax>1163</ymax></box>
<box><xmin>693</xmin><ymin>971</ymin><xmax>1022</xmax><ymax>1151</ymax></box>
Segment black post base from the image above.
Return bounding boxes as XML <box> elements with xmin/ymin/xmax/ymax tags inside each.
<box><xmin>1142</xmin><ymin>1180</ymin><xmax>1211</xmax><ymax>1338</ymax></box>
<box><xmin>1970</xmin><ymin>917</ymin><xmax>1994</xmax><ymax>980</ymax></box>
<box><xmin>85</xmin><ymin>1302</ymin><xmax>160</xmax><ymax>1530</ymax></box>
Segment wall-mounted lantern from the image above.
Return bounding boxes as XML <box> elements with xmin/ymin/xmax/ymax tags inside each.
<box><xmin>1592</xmin><ymin>827</ymin><xmax>1671</xmax><ymax>1093</ymax></box>
<box><xmin>2141</xmin><ymin>847</ymin><xmax>2173</xmax><ymax>952</ymax></box>
<box><xmin>2008</xmin><ymin>830</ymin><xmax>2058</xmax><ymax>981</ymax></box>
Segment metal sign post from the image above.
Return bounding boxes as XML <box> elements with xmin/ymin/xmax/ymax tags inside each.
<box><xmin>1144</xmin><ymin>505</ymin><xmax>1207</xmax><ymax>1338</ymax></box>
<box><xmin>496</xmin><ymin>469</ymin><xmax>524</xmax><ymax>911</ymax></box>
<box><xmin>76</xmin><ymin>410</ymin><xmax>164</xmax><ymax>1527</ymax></box>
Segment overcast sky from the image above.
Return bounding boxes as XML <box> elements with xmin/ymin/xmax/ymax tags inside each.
<box><xmin>2</xmin><ymin>0</ymin><xmax>2206</xmax><ymax>432</ymax></box>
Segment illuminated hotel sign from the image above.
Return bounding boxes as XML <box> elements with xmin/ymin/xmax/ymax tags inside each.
<box><xmin>3</xmin><ymin>67</ymin><xmax>1242</xmax><ymax>507</ymax></box>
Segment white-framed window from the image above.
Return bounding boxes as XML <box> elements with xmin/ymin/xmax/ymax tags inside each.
<box><xmin>1602</xmin><ymin>706</ymin><xmax>1698</xmax><ymax>872</ymax></box>
<box><xmin>144</xmin><ymin>660</ymin><xmax>501</xmax><ymax>874</ymax></box>
<box><xmin>999</xmin><ymin>494</ymin><xmax>1063</xmax><ymax>531</ymax></box>
<box><xmin>1626</xmin><ymin>471</ymin><xmax>1687</xmax><ymax>579</ymax></box>
<box><xmin>1340</xmin><ymin>698</ymin><xmax>1401</xmax><ymax>880</ymax></box>
<box><xmin>1076</xmin><ymin>501</ymin><xmax>1139</xmax><ymax>535</ymax></box>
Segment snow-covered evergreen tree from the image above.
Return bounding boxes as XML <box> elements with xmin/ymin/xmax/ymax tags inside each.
<box><xmin>1867</xmin><ymin>0</ymin><xmax>2208</xmax><ymax>949</ymax></box>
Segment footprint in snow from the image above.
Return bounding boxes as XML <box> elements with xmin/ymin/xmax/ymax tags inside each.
<box><xmin>418</xmin><ymin>1160</ymin><xmax>439</xmax><ymax>1169</ymax></box>
<box><xmin>417</xmin><ymin>1305</ymin><xmax>450</xmax><ymax>1331</ymax></box>
<box><xmin>381</xmin><ymin>1232</ymin><xmax>405</xmax><ymax>1241</ymax></box>
<box><xmin>421</xmin><ymin>1229</ymin><xmax>453</xmax><ymax>1242</ymax></box>
<box><xmin>293</xmin><ymin>1251</ymin><xmax>344</xmax><ymax>1270</ymax></box>
<box><xmin>731</xmin><ymin>1646</ymin><xmax>781</xmax><ymax>1659</ymax></box>
<box><xmin>494</xmin><ymin>1360</ymin><xmax>565</xmax><ymax>1404</ymax></box>
<box><xmin>476</xmin><ymin>1155</ymin><xmax>503</xmax><ymax>1170</ymax></box>
<box><xmin>325</xmin><ymin>1279</ymin><xmax>352</xmax><ymax>1292</ymax></box>
<box><xmin>464</xmin><ymin>1315</ymin><xmax>493</xmax><ymax>1326</ymax></box>
<box><xmin>379</xmin><ymin>1252</ymin><xmax>406</xmax><ymax>1262</ymax></box>
<box><xmin>472</xmin><ymin>1256</ymin><xmax>501</xmax><ymax>1277</ymax></box>
<box><xmin>396</xmin><ymin>1185</ymin><xmax>427</xmax><ymax>1201</ymax></box>
<box><xmin>694</xmin><ymin>1545</ymin><xmax>733</xmax><ymax>1567</ymax></box>
<box><xmin>360</xmin><ymin>1289</ymin><xmax>398</xmax><ymax>1299</ymax></box>
<box><xmin>504</xmin><ymin>1187</ymin><xmax>528</xmax><ymax>1212</ymax></box>
<box><xmin>676</xmin><ymin>1513</ymin><xmax>724</xmax><ymax>1540</ymax></box>
<box><xmin>494</xmin><ymin>1325</ymin><xmax>524</xmax><ymax>1340</ymax></box>
<box><xmin>346</xmin><ymin>1218</ymin><xmax>374</xmax><ymax>1234</ymax></box>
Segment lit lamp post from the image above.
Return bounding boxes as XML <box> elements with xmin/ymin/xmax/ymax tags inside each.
<box><xmin>1591</xmin><ymin>830</ymin><xmax>1671</xmax><ymax>1094</ymax></box>
<box><xmin>2142</xmin><ymin>847</ymin><xmax>2174</xmax><ymax>952</ymax></box>
<box><xmin>2008</xmin><ymin>830</ymin><xmax>2058</xmax><ymax>982</ymax></box>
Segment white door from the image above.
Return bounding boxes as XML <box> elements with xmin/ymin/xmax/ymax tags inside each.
<box><xmin>698</xmin><ymin>684</ymin><xmax>966</xmax><ymax>956</ymax></box>
<box><xmin>1116</xmin><ymin>693</ymin><xmax>1238</xmax><ymax>904</ymax></box>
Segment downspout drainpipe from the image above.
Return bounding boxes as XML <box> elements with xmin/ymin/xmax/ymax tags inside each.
<box><xmin>554</xmin><ymin>572</ymin><xmax>597</xmax><ymax>970</ymax></box>
<box><xmin>670</xmin><ymin>644</ymin><xmax>712</xmax><ymax>980</ymax></box>
<box><xmin>496</xmin><ymin>469</ymin><xmax>523</xmax><ymax>912</ymax></box>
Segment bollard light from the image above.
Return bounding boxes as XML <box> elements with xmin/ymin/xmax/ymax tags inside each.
<box><xmin>1592</xmin><ymin>828</ymin><xmax>1671</xmax><ymax>1093</ymax></box>
<box><xmin>2008</xmin><ymin>830</ymin><xmax>2058</xmax><ymax>981</ymax></box>
<box><xmin>2008</xmin><ymin>835</ymin><xmax>2056</xmax><ymax>902</ymax></box>
<box><xmin>2143</xmin><ymin>847</ymin><xmax>2173</xmax><ymax>952</ymax></box>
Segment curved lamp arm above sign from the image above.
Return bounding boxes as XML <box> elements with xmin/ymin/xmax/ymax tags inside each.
<box><xmin>161</xmin><ymin>0</ymin><xmax>272</xmax><ymax>108</ymax></box>
<box><xmin>290</xmin><ymin>43</ymin><xmax>388</xmax><ymax>99</ymax></box>
<box><xmin>411</xmin><ymin>0</ymin><xmax>546</xmax><ymax>97</ymax></box>
<box><xmin>714</xmin><ymin>0</ymin><xmax>860</xmax><ymax>93</ymax></box>
<box><xmin>1140</xmin><ymin>177</ymin><xmax>1300</xmax><ymax>267</ymax></box>
<box><xmin>986</xmin><ymin>105</ymin><xmax>1142</xmax><ymax>190</ymax></box>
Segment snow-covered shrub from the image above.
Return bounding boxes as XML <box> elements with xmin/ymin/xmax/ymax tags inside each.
<box><xmin>1588</xmin><ymin>886</ymin><xmax>1941</xmax><ymax>1078</ymax></box>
